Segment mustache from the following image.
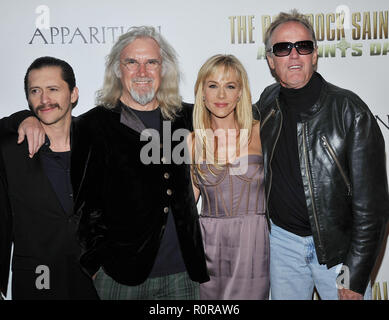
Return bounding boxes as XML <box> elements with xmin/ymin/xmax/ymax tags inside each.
<box><xmin>35</xmin><ymin>103</ymin><xmax>61</xmax><ymax>112</ymax></box>
<box><xmin>131</xmin><ymin>77</ymin><xmax>153</xmax><ymax>83</ymax></box>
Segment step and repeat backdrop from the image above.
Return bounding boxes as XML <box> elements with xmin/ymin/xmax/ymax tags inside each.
<box><xmin>1</xmin><ymin>0</ymin><xmax>388</xmax><ymax>300</ymax></box>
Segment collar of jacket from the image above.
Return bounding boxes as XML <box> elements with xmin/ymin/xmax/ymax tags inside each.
<box><xmin>118</xmin><ymin>101</ymin><xmax>148</xmax><ymax>134</ymax></box>
<box><xmin>262</xmin><ymin>73</ymin><xmax>330</xmax><ymax>123</ymax></box>
<box><xmin>103</xmin><ymin>100</ymin><xmax>150</xmax><ymax>135</ymax></box>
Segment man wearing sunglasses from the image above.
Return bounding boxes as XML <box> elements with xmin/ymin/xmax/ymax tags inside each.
<box><xmin>255</xmin><ymin>9</ymin><xmax>388</xmax><ymax>300</ymax></box>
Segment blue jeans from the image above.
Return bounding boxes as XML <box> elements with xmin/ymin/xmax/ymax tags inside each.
<box><xmin>270</xmin><ymin>221</ymin><xmax>372</xmax><ymax>300</ymax></box>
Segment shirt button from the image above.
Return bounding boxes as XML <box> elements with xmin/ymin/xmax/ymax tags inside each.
<box><xmin>167</xmin><ymin>189</ymin><xmax>172</xmax><ymax>196</ymax></box>
<box><xmin>164</xmin><ymin>172</ymin><xmax>170</xmax><ymax>179</ymax></box>
<box><xmin>163</xmin><ymin>207</ymin><xmax>169</xmax><ymax>213</ymax></box>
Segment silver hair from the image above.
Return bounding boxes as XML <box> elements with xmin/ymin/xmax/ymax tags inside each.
<box><xmin>96</xmin><ymin>26</ymin><xmax>182</xmax><ymax>120</ymax></box>
<box><xmin>264</xmin><ymin>9</ymin><xmax>317</xmax><ymax>53</ymax></box>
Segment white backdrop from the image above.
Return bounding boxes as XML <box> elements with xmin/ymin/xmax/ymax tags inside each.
<box><xmin>1</xmin><ymin>0</ymin><xmax>388</xmax><ymax>300</ymax></box>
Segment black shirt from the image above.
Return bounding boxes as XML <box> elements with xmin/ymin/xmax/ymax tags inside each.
<box><xmin>40</xmin><ymin>137</ymin><xmax>73</xmax><ymax>216</ymax></box>
<box><xmin>269</xmin><ymin>72</ymin><xmax>323</xmax><ymax>236</ymax></box>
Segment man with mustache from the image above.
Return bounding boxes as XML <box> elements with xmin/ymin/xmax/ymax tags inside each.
<box><xmin>72</xmin><ymin>26</ymin><xmax>209</xmax><ymax>299</ymax></box>
<box><xmin>256</xmin><ymin>10</ymin><xmax>388</xmax><ymax>300</ymax></box>
<box><xmin>0</xmin><ymin>56</ymin><xmax>98</xmax><ymax>299</ymax></box>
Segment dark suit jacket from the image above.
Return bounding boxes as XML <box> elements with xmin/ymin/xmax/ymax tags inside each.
<box><xmin>71</xmin><ymin>103</ymin><xmax>209</xmax><ymax>285</ymax></box>
<box><xmin>0</xmin><ymin>133</ymin><xmax>98</xmax><ymax>299</ymax></box>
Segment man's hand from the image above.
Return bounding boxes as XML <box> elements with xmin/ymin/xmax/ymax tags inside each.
<box><xmin>338</xmin><ymin>288</ymin><xmax>363</xmax><ymax>300</ymax></box>
<box><xmin>17</xmin><ymin>117</ymin><xmax>45</xmax><ymax>158</ymax></box>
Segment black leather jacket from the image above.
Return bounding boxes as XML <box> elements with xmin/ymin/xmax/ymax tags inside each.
<box><xmin>255</xmin><ymin>74</ymin><xmax>389</xmax><ymax>294</ymax></box>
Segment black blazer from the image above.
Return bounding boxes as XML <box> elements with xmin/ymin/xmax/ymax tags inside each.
<box><xmin>71</xmin><ymin>103</ymin><xmax>209</xmax><ymax>285</ymax></box>
<box><xmin>0</xmin><ymin>133</ymin><xmax>98</xmax><ymax>299</ymax></box>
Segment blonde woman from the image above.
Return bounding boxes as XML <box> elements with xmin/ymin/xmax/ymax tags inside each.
<box><xmin>188</xmin><ymin>55</ymin><xmax>269</xmax><ymax>299</ymax></box>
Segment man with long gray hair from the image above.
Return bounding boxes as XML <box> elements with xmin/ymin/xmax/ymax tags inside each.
<box><xmin>71</xmin><ymin>26</ymin><xmax>209</xmax><ymax>299</ymax></box>
<box><xmin>255</xmin><ymin>9</ymin><xmax>388</xmax><ymax>300</ymax></box>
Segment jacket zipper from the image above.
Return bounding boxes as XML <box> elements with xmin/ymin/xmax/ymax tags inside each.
<box><xmin>265</xmin><ymin>100</ymin><xmax>282</xmax><ymax>222</ymax></box>
<box><xmin>320</xmin><ymin>135</ymin><xmax>352</xmax><ymax>196</ymax></box>
<box><xmin>261</xmin><ymin>108</ymin><xmax>276</xmax><ymax>128</ymax></box>
<box><xmin>302</xmin><ymin>122</ymin><xmax>324</xmax><ymax>250</ymax></box>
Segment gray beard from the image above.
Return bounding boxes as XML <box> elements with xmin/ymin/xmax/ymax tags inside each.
<box><xmin>130</xmin><ymin>87</ymin><xmax>156</xmax><ymax>106</ymax></box>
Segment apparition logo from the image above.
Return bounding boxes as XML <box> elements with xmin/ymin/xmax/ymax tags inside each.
<box><xmin>29</xmin><ymin>26</ymin><xmax>139</xmax><ymax>45</ymax></box>
<box><xmin>29</xmin><ymin>5</ymin><xmax>161</xmax><ymax>45</ymax></box>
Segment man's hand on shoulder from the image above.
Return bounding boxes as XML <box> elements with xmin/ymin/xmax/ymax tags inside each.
<box><xmin>17</xmin><ymin>117</ymin><xmax>45</xmax><ymax>158</ymax></box>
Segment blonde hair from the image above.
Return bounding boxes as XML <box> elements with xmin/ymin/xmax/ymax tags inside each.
<box><xmin>191</xmin><ymin>54</ymin><xmax>256</xmax><ymax>180</ymax></box>
<box><xmin>96</xmin><ymin>26</ymin><xmax>182</xmax><ymax>120</ymax></box>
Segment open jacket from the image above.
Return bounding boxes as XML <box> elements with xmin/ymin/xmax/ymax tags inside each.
<box><xmin>0</xmin><ymin>110</ymin><xmax>36</xmax><ymax>296</ymax></box>
<box><xmin>255</xmin><ymin>74</ymin><xmax>389</xmax><ymax>295</ymax></box>
<box><xmin>71</xmin><ymin>103</ymin><xmax>209</xmax><ymax>286</ymax></box>
<box><xmin>0</xmin><ymin>133</ymin><xmax>97</xmax><ymax>299</ymax></box>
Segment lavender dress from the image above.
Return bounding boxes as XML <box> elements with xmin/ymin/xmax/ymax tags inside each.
<box><xmin>195</xmin><ymin>155</ymin><xmax>269</xmax><ymax>300</ymax></box>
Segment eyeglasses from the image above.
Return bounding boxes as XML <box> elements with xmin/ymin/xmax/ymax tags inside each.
<box><xmin>269</xmin><ymin>40</ymin><xmax>315</xmax><ymax>57</ymax></box>
<box><xmin>121</xmin><ymin>58</ymin><xmax>161</xmax><ymax>71</ymax></box>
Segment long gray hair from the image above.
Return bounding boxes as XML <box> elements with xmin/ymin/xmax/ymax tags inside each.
<box><xmin>96</xmin><ymin>26</ymin><xmax>182</xmax><ymax>120</ymax></box>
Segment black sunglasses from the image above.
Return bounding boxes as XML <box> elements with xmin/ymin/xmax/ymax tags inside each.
<box><xmin>270</xmin><ymin>40</ymin><xmax>315</xmax><ymax>57</ymax></box>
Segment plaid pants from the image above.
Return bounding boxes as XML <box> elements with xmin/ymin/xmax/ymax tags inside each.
<box><xmin>93</xmin><ymin>268</ymin><xmax>199</xmax><ymax>300</ymax></box>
